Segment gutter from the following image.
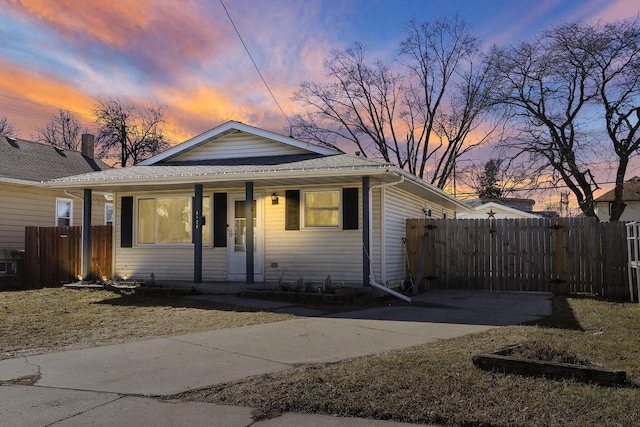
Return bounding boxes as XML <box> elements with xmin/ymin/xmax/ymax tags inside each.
<box><xmin>46</xmin><ymin>165</ymin><xmax>393</xmax><ymax>189</ymax></box>
<box><xmin>367</xmin><ymin>173</ymin><xmax>411</xmax><ymax>303</ymax></box>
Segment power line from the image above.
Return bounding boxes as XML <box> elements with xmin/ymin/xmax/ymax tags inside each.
<box><xmin>0</xmin><ymin>93</ymin><xmax>97</xmax><ymax>130</ymax></box>
<box><xmin>219</xmin><ymin>0</ymin><xmax>289</xmax><ymax>124</ymax></box>
<box><xmin>0</xmin><ymin>93</ymin><xmax>95</xmax><ymax>119</ymax></box>
<box><xmin>453</xmin><ymin>179</ymin><xmax>625</xmax><ymax>198</ymax></box>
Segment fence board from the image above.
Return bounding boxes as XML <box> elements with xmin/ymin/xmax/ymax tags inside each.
<box><xmin>407</xmin><ymin>218</ymin><xmax>630</xmax><ymax>300</ymax></box>
<box><xmin>23</xmin><ymin>226</ymin><xmax>112</xmax><ymax>288</ymax></box>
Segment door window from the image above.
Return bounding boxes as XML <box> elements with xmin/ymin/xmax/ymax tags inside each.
<box><xmin>234</xmin><ymin>200</ymin><xmax>256</xmax><ymax>252</ymax></box>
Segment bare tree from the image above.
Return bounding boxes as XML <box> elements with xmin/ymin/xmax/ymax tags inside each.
<box><xmin>590</xmin><ymin>19</ymin><xmax>640</xmax><ymax>220</ymax></box>
<box><xmin>94</xmin><ymin>97</ymin><xmax>169</xmax><ymax>167</ymax></box>
<box><xmin>291</xmin><ymin>16</ymin><xmax>501</xmax><ymax>187</ymax></box>
<box><xmin>0</xmin><ymin>116</ymin><xmax>17</xmax><ymax>137</ymax></box>
<box><xmin>489</xmin><ymin>18</ymin><xmax>640</xmax><ymax>220</ymax></box>
<box><xmin>36</xmin><ymin>109</ymin><xmax>87</xmax><ymax>150</ymax></box>
<box><xmin>459</xmin><ymin>158</ymin><xmax>539</xmax><ymax>199</ymax></box>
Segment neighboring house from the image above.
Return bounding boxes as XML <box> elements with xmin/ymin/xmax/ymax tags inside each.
<box><xmin>50</xmin><ymin>121</ymin><xmax>470</xmax><ymax>288</ymax></box>
<box><xmin>458</xmin><ymin>200</ymin><xmax>541</xmax><ymax>219</ymax></box>
<box><xmin>595</xmin><ymin>176</ymin><xmax>640</xmax><ymax>222</ymax></box>
<box><xmin>0</xmin><ymin>134</ymin><xmax>111</xmax><ymax>276</ymax></box>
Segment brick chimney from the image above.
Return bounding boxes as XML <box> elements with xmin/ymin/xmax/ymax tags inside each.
<box><xmin>81</xmin><ymin>134</ymin><xmax>94</xmax><ymax>158</ymax></box>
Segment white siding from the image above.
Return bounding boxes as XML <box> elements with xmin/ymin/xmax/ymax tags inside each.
<box><xmin>382</xmin><ymin>187</ymin><xmax>445</xmax><ymax>286</ymax></box>
<box><xmin>167</xmin><ymin>133</ymin><xmax>309</xmax><ymax>162</ymax></box>
<box><xmin>113</xmin><ymin>185</ymin><xmax>366</xmax><ymax>286</ymax></box>
<box><xmin>596</xmin><ymin>200</ymin><xmax>640</xmax><ymax>222</ymax></box>
<box><xmin>112</xmin><ymin>182</ymin><xmax>456</xmax><ymax>289</ymax></box>
<box><xmin>263</xmin><ymin>184</ymin><xmax>365</xmax><ymax>286</ymax></box>
<box><xmin>370</xmin><ymin>187</ymin><xmax>383</xmax><ymax>283</ymax></box>
<box><xmin>0</xmin><ymin>183</ymin><xmax>107</xmax><ymax>254</ymax></box>
<box><xmin>112</xmin><ymin>192</ymin><xmax>227</xmax><ymax>282</ymax></box>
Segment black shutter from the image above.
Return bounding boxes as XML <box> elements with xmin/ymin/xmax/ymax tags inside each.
<box><xmin>120</xmin><ymin>196</ymin><xmax>133</xmax><ymax>247</ymax></box>
<box><xmin>343</xmin><ymin>188</ymin><xmax>359</xmax><ymax>230</ymax></box>
<box><xmin>213</xmin><ymin>193</ymin><xmax>227</xmax><ymax>247</ymax></box>
<box><xmin>285</xmin><ymin>190</ymin><xmax>300</xmax><ymax>230</ymax></box>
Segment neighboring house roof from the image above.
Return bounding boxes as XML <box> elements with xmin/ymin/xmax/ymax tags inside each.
<box><xmin>464</xmin><ymin>197</ymin><xmax>536</xmax><ymax>213</ymax></box>
<box><xmin>49</xmin><ymin>121</ymin><xmax>471</xmax><ymax>213</ymax></box>
<box><xmin>457</xmin><ymin>201</ymin><xmax>541</xmax><ymax>219</ymax></box>
<box><xmin>0</xmin><ymin>135</ymin><xmax>110</xmax><ymax>185</ymax></box>
<box><xmin>594</xmin><ymin>176</ymin><xmax>640</xmax><ymax>202</ymax></box>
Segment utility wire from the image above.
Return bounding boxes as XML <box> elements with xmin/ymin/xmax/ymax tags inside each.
<box><xmin>0</xmin><ymin>93</ymin><xmax>97</xmax><ymax>129</ymax></box>
<box><xmin>219</xmin><ymin>0</ymin><xmax>289</xmax><ymax>124</ymax></box>
<box><xmin>0</xmin><ymin>93</ymin><xmax>95</xmax><ymax>118</ymax></box>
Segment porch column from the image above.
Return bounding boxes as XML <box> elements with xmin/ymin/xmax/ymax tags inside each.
<box><xmin>82</xmin><ymin>188</ymin><xmax>92</xmax><ymax>281</ymax></box>
<box><xmin>245</xmin><ymin>182</ymin><xmax>254</xmax><ymax>284</ymax></box>
<box><xmin>362</xmin><ymin>176</ymin><xmax>370</xmax><ymax>287</ymax></box>
<box><xmin>193</xmin><ymin>184</ymin><xmax>203</xmax><ymax>283</ymax></box>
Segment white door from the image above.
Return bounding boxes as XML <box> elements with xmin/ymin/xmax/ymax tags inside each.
<box><xmin>227</xmin><ymin>193</ymin><xmax>264</xmax><ymax>282</ymax></box>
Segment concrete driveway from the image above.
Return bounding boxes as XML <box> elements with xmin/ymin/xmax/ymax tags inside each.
<box><xmin>0</xmin><ymin>290</ymin><xmax>552</xmax><ymax>426</ymax></box>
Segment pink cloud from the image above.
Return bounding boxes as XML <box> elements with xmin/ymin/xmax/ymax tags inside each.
<box><xmin>592</xmin><ymin>0</ymin><xmax>640</xmax><ymax>22</ymax></box>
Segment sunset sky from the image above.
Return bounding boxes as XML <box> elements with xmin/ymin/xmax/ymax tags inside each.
<box><xmin>1</xmin><ymin>0</ymin><xmax>638</xmax><ymax>202</ymax></box>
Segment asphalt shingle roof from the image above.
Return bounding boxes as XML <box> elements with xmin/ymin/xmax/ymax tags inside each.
<box><xmin>0</xmin><ymin>136</ymin><xmax>110</xmax><ymax>182</ymax></box>
<box><xmin>50</xmin><ymin>153</ymin><xmax>390</xmax><ymax>184</ymax></box>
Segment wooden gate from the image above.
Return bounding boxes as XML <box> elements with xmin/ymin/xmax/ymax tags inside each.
<box><xmin>24</xmin><ymin>226</ymin><xmax>112</xmax><ymax>288</ymax></box>
<box><xmin>405</xmin><ymin>218</ymin><xmax>629</xmax><ymax>300</ymax></box>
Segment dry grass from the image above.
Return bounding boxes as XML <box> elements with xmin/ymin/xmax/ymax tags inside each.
<box><xmin>176</xmin><ymin>296</ymin><xmax>640</xmax><ymax>427</ymax></box>
<box><xmin>0</xmin><ymin>288</ymin><xmax>292</xmax><ymax>360</ymax></box>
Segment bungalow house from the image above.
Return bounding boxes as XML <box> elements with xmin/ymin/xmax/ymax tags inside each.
<box><xmin>0</xmin><ymin>134</ymin><xmax>111</xmax><ymax>276</ymax></box>
<box><xmin>595</xmin><ymin>177</ymin><xmax>640</xmax><ymax>222</ymax></box>
<box><xmin>49</xmin><ymin>121</ymin><xmax>470</xmax><ymax>288</ymax></box>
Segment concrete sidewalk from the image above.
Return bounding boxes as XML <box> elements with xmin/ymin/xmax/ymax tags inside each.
<box><xmin>0</xmin><ymin>290</ymin><xmax>552</xmax><ymax>426</ymax></box>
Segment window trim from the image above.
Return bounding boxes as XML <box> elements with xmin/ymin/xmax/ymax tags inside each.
<box><xmin>105</xmin><ymin>203</ymin><xmax>114</xmax><ymax>226</ymax></box>
<box><xmin>134</xmin><ymin>195</ymin><xmax>212</xmax><ymax>246</ymax></box>
<box><xmin>301</xmin><ymin>189</ymin><xmax>342</xmax><ymax>229</ymax></box>
<box><xmin>55</xmin><ymin>198</ymin><xmax>73</xmax><ymax>226</ymax></box>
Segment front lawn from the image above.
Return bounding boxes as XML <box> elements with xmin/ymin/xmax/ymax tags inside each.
<box><xmin>176</xmin><ymin>296</ymin><xmax>640</xmax><ymax>426</ymax></box>
<box><xmin>0</xmin><ymin>288</ymin><xmax>292</xmax><ymax>360</ymax></box>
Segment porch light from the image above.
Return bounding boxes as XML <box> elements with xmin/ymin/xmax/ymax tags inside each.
<box><xmin>271</xmin><ymin>193</ymin><xmax>279</xmax><ymax>205</ymax></box>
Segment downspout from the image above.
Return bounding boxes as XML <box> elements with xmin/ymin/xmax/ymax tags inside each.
<box><xmin>368</xmin><ymin>173</ymin><xmax>410</xmax><ymax>303</ymax></box>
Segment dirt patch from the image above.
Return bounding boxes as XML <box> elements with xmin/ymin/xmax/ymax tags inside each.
<box><xmin>509</xmin><ymin>339</ymin><xmax>594</xmax><ymax>366</ymax></box>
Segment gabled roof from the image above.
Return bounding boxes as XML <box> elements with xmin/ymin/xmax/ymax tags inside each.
<box><xmin>140</xmin><ymin>120</ymin><xmax>340</xmax><ymax>165</ymax></box>
<box><xmin>0</xmin><ymin>135</ymin><xmax>111</xmax><ymax>185</ymax></box>
<box><xmin>595</xmin><ymin>176</ymin><xmax>640</xmax><ymax>202</ymax></box>
<box><xmin>48</xmin><ymin>121</ymin><xmax>471</xmax><ymax>213</ymax></box>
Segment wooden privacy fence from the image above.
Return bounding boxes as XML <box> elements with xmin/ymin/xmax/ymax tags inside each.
<box><xmin>406</xmin><ymin>217</ymin><xmax>630</xmax><ymax>300</ymax></box>
<box><xmin>24</xmin><ymin>226</ymin><xmax>112</xmax><ymax>288</ymax></box>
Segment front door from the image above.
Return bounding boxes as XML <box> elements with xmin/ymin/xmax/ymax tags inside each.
<box><xmin>227</xmin><ymin>193</ymin><xmax>264</xmax><ymax>282</ymax></box>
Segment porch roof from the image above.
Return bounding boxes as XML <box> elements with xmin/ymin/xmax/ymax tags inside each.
<box><xmin>48</xmin><ymin>152</ymin><xmax>471</xmax><ymax>212</ymax></box>
<box><xmin>48</xmin><ymin>153</ymin><xmax>388</xmax><ymax>189</ymax></box>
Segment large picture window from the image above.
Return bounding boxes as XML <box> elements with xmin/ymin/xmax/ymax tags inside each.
<box><xmin>137</xmin><ymin>196</ymin><xmax>210</xmax><ymax>244</ymax></box>
<box><xmin>304</xmin><ymin>190</ymin><xmax>340</xmax><ymax>228</ymax></box>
